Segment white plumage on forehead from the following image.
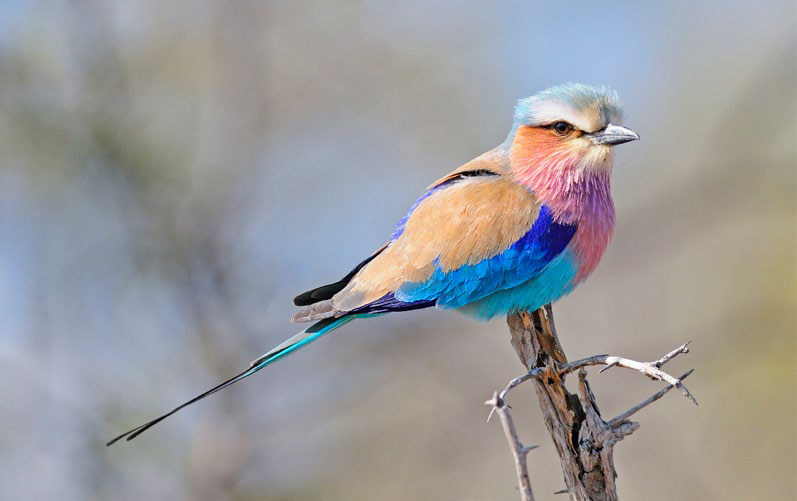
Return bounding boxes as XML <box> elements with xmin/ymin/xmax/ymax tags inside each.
<box><xmin>514</xmin><ymin>83</ymin><xmax>624</xmax><ymax>133</ymax></box>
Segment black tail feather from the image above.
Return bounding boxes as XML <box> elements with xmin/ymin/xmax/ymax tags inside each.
<box><xmin>106</xmin><ymin>316</ymin><xmax>350</xmax><ymax>446</ymax></box>
<box><xmin>293</xmin><ymin>244</ymin><xmax>387</xmax><ymax>306</ymax></box>
<box><xmin>106</xmin><ymin>366</ymin><xmax>255</xmax><ymax>446</ymax></box>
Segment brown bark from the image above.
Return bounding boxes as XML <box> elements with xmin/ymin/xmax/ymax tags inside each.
<box><xmin>499</xmin><ymin>306</ymin><xmax>693</xmax><ymax>500</ymax></box>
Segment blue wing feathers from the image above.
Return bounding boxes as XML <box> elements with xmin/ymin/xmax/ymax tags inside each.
<box><xmin>459</xmin><ymin>250</ymin><xmax>579</xmax><ymax>319</ymax></box>
<box><xmin>353</xmin><ymin>205</ymin><xmax>576</xmax><ymax>315</ymax></box>
<box><xmin>349</xmin><ymin>294</ymin><xmax>434</xmax><ymax>315</ymax></box>
<box><xmin>395</xmin><ymin>205</ymin><xmax>576</xmax><ymax>308</ymax></box>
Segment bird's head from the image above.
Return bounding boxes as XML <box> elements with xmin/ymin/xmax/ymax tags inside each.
<box><xmin>508</xmin><ymin>83</ymin><xmax>638</xmax><ymax>182</ymax></box>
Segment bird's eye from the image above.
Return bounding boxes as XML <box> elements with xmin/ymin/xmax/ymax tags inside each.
<box><xmin>552</xmin><ymin>121</ymin><xmax>573</xmax><ymax>136</ymax></box>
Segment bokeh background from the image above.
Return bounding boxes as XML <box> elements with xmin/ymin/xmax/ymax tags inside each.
<box><xmin>0</xmin><ymin>1</ymin><xmax>794</xmax><ymax>500</ymax></box>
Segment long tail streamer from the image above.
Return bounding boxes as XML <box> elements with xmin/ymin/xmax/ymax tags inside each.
<box><xmin>106</xmin><ymin>315</ymin><xmax>357</xmax><ymax>446</ymax></box>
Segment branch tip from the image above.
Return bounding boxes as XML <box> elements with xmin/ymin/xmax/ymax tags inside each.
<box><xmin>608</xmin><ymin>369</ymin><xmax>695</xmax><ymax>427</ymax></box>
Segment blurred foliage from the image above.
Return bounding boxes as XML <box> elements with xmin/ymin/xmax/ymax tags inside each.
<box><xmin>0</xmin><ymin>1</ymin><xmax>794</xmax><ymax>500</ymax></box>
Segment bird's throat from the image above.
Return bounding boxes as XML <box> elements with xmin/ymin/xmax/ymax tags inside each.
<box><xmin>509</xmin><ymin>134</ymin><xmax>616</xmax><ymax>282</ymax></box>
<box><xmin>510</xmin><ymin>150</ymin><xmax>612</xmax><ymax>222</ymax></box>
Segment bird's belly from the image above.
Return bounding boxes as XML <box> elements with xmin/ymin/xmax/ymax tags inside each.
<box><xmin>456</xmin><ymin>249</ymin><xmax>579</xmax><ymax>320</ymax></box>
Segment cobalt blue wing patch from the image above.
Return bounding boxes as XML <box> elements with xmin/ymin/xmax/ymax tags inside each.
<box><xmin>395</xmin><ymin>205</ymin><xmax>577</xmax><ymax>308</ymax></box>
<box><xmin>349</xmin><ymin>293</ymin><xmax>435</xmax><ymax>315</ymax></box>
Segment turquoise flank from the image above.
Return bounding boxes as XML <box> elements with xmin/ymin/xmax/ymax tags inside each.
<box><xmin>455</xmin><ymin>249</ymin><xmax>579</xmax><ymax>320</ymax></box>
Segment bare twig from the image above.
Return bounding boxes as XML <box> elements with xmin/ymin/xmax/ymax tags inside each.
<box><xmin>557</xmin><ymin>342</ymin><xmax>698</xmax><ymax>405</ymax></box>
<box><xmin>651</xmin><ymin>341</ymin><xmax>692</xmax><ymax>368</ymax></box>
<box><xmin>486</xmin><ymin>392</ymin><xmax>537</xmax><ymax>501</ymax></box>
<box><xmin>608</xmin><ymin>369</ymin><xmax>694</xmax><ymax>428</ymax></box>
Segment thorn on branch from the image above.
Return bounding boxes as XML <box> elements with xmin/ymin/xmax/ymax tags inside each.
<box><xmin>598</xmin><ymin>360</ymin><xmax>619</xmax><ymax>373</ymax></box>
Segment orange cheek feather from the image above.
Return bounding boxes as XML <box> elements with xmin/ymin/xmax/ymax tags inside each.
<box><xmin>511</xmin><ymin>126</ymin><xmax>562</xmax><ymax>159</ymax></box>
<box><xmin>509</xmin><ymin>125</ymin><xmax>582</xmax><ymax>188</ymax></box>
<box><xmin>509</xmin><ymin>125</ymin><xmax>579</xmax><ymax>175</ymax></box>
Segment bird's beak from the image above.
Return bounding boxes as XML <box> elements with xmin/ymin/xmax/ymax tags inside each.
<box><xmin>588</xmin><ymin>123</ymin><xmax>639</xmax><ymax>146</ymax></box>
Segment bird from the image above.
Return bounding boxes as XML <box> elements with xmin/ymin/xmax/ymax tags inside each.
<box><xmin>107</xmin><ymin>83</ymin><xmax>639</xmax><ymax>445</ymax></box>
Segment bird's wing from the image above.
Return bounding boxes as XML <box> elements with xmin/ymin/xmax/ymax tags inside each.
<box><xmin>292</xmin><ymin>149</ymin><xmax>507</xmax><ymax>314</ymax></box>
<box><xmin>331</xmin><ymin>172</ymin><xmax>577</xmax><ymax>313</ymax></box>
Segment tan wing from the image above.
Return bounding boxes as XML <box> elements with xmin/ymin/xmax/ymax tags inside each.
<box><xmin>332</xmin><ymin>173</ymin><xmax>541</xmax><ymax>311</ymax></box>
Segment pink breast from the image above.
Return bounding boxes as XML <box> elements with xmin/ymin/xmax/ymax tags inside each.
<box><xmin>570</xmin><ymin>209</ymin><xmax>614</xmax><ymax>283</ymax></box>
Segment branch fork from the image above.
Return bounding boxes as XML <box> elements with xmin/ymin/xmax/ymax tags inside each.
<box><xmin>489</xmin><ymin>307</ymin><xmax>697</xmax><ymax>501</ymax></box>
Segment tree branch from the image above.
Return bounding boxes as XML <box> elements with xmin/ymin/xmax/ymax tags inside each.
<box><xmin>490</xmin><ymin>306</ymin><xmax>695</xmax><ymax>501</ymax></box>
<box><xmin>607</xmin><ymin>369</ymin><xmax>694</xmax><ymax>428</ymax></box>
<box><xmin>557</xmin><ymin>341</ymin><xmax>697</xmax><ymax>405</ymax></box>
<box><xmin>486</xmin><ymin>393</ymin><xmax>538</xmax><ymax>501</ymax></box>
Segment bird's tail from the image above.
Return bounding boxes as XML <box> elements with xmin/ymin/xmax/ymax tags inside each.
<box><xmin>106</xmin><ymin>314</ymin><xmax>360</xmax><ymax>446</ymax></box>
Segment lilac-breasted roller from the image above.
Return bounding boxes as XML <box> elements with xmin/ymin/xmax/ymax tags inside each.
<box><xmin>108</xmin><ymin>83</ymin><xmax>639</xmax><ymax>445</ymax></box>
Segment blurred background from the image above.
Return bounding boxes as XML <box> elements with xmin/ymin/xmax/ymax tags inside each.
<box><xmin>0</xmin><ymin>1</ymin><xmax>794</xmax><ymax>500</ymax></box>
